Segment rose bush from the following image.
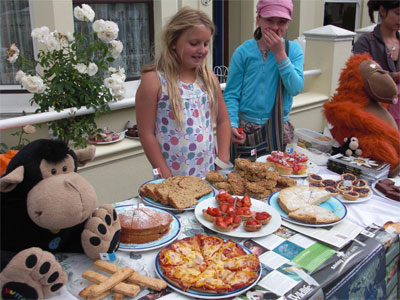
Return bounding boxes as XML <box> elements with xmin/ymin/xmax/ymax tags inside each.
<box><xmin>6</xmin><ymin>4</ymin><xmax>126</xmax><ymax>148</ymax></box>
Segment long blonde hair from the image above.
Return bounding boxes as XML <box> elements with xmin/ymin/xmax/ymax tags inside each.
<box><xmin>142</xmin><ymin>7</ymin><xmax>218</xmax><ymax>127</ymax></box>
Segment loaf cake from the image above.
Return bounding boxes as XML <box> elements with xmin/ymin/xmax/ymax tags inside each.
<box><xmin>119</xmin><ymin>207</ymin><xmax>173</xmax><ymax>244</ymax></box>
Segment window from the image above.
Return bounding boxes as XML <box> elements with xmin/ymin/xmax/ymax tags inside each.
<box><xmin>324</xmin><ymin>0</ymin><xmax>361</xmax><ymax>32</ymax></box>
<box><xmin>73</xmin><ymin>0</ymin><xmax>154</xmax><ymax>80</ymax></box>
<box><xmin>0</xmin><ymin>0</ymin><xmax>34</xmax><ymax>85</ymax></box>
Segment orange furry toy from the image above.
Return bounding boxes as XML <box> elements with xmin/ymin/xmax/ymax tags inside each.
<box><xmin>324</xmin><ymin>53</ymin><xmax>400</xmax><ymax>177</ymax></box>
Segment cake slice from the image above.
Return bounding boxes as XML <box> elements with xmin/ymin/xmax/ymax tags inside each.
<box><xmin>278</xmin><ymin>186</ymin><xmax>331</xmax><ymax>214</ymax></box>
<box><xmin>167</xmin><ymin>188</ymin><xmax>198</xmax><ymax>210</ymax></box>
<box><xmin>140</xmin><ymin>182</ymin><xmax>159</xmax><ymax>202</ymax></box>
<box><xmin>288</xmin><ymin>205</ymin><xmax>340</xmax><ymax>224</ymax></box>
<box><xmin>178</xmin><ymin>176</ymin><xmax>212</xmax><ymax>199</ymax></box>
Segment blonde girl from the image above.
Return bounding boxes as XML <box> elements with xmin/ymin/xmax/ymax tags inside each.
<box><xmin>136</xmin><ymin>7</ymin><xmax>231</xmax><ymax>178</ymax></box>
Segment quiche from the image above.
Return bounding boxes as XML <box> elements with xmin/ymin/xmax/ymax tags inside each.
<box><xmin>158</xmin><ymin>234</ymin><xmax>260</xmax><ymax>293</ymax></box>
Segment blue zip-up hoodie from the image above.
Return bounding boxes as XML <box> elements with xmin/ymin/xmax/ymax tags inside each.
<box><xmin>223</xmin><ymin>38</ymin><xmax>304</xmax><ymax>128</ymax></box>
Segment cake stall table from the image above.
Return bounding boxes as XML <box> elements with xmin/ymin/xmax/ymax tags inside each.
<box><xmin>48</xmin><ymin>167</ymin><xmax>400</xmax><ymax>300</ymax></box>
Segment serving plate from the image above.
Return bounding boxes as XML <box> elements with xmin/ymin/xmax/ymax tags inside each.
<box><xmin>88</xmin><ymin>130</ymin><xmax>126</xmax><ymax>145</ymax></box>
<box><xmin>303</xmin><ymin>174</ymin><xmax>372</xmax><ymax>204</ymax></box>
<box><xmin>138</xmin><ymin>178</ymin><xmax>215</xmax><ymax>211</ymax></box>
<box><xmin>372</xmin><ymin>177</ymin><xmax>400</xmax><ymax>201</ymax></box>
<box><xmin>194</xmin><ymin>197</ymin><xmax>281</xmax><ymax>238</ymax></box>
<box><xmin>256</xmin><ymin>155</ymin><xmax>319</xmax><ymax>178</ymax></box>
<box><xmin>268</xmin><ymin>191</ymin><xmax>347</xmax><ymax>227</ymax></box>
<box><xmin>115</xmin><ymin>204</ymin><xmax>181</xmax><ymax>252</ymax></box>
<box><xmin>154</xmin><ymin>241</ymin><xmax>261</xmax><ymax>299</ymax></box>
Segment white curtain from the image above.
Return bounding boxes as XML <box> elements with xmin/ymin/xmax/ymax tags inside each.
<box><xmin>0</xmin><ymin>0</ymin><xmax>33</xmax><ymax>85</ymax></box>
<box><xmin>74</xmin><ymin>2</ymin><xmax>152</xmax><ymax>80</ymax></box>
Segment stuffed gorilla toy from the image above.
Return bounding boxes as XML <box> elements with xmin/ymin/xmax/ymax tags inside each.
<box><xmin>0</xmin><ymin>139</ymin><xmax>121</xmax><ymax>300</ymax></box>
<box><xmin>324</xmin><ymin>53</ymin><xmax>400</xmax><ymax>177</ymax></box>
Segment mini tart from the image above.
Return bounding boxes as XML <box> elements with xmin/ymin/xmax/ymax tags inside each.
<box><xmin>309</xmin><ymin>181</ymin><xmax>325</xmax><ymax>188</ymax></box>
<box><xmin>322</xmin><ymin>179</ymin><xmax>337</xmax><ymax>187</ymax></box>
<box><xmin>213</xmin><ymin>216</ymin><xmax>241</xmax><ymax>232</ymax></box>
<box><xmin>324</xmin><ymin>186</ymin><xmax>339</xmax><ymax>197</ymax></box>
<box><xmin>353</xmin><ymin>179</ymin><xmax>368</xmax><ymax>187</ymax></box>
<box><xmin>341</xmin><ymin>173</ymin><xmax>357</xmax><ymax>183</ymax></box>
<box><xmin>343</xmin><ymin>191</ymin><xmax>359</xmax><ymax>201</ymax></box>
<box><xmin>353</xmin><ymin>187</ymin><xmax>371</xmax><ymax>197</ymax></box>
<box><xmin>202</xmin><ymin>208</ymin><xmax>218</xmax><ymax>222</ymax></box>
<box><xmin>275</xmin><ymin>160</ymin><xmax>293</xmax><ymax>175</ymax></box>
<box><xmin>336</xmin><ymin>180</ymin><xmax>353</xmax><ymax>193</ymax></box>
<box><xmin>244</xmin><ymin>218</ymin><xmax>262</xmax><ymax>232</ymax></box>
<box><xmin>255</xmin><ymin>211</ymin><xmax>272</xmax><ymax>225</ymax></box>
<box><xmin>235</xmin><ymin>207</ymin><xmax>254</xmax><ymax>220</ymax></box>
<box><xmin>308</xmin><ymin>173</ymin><xmax>323</xmax><ymax>184</ymax></box>
<box><xmin>292</xmin><ymin>164</ymin><xmax>307</xmax><ymax>175</ymax></box>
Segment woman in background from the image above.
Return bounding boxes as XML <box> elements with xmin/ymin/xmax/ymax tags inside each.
<box><xmin>353</xmin><ymin>0</ymin><xmax>400</xmax><ymax>129</ymax></box>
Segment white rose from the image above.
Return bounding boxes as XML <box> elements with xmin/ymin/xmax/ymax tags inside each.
<box><xmin>15</xmin><ymin>70</ymin><xmax>25</xmax><ymax>82</ymax></box>
<box><xmin>87</xmin><ymin>62</ymin><xmax>98</xmax><ymax>76</ymax></box>
<box><xmin>45</xmin><ymin>35</ymin><xmax>61</xmax><ymax>51</ymax></box>
<box><xmin>104</xmin><ymin>77</ymin><xmax>118</xmax><ymax>89</ymax></box>
<box><xmin>108</xmin><ymin>67</ymin><xmax>117</xmax><ymax>73</ymax></box>
<box><xmin>96</xmin><ymin>21</ymin><xmax>119</xmax><ymax>42</ymax></box>
<box><xmin>21</xmin><ymin>75</ymin><xmax>46</xmax><ymax>94</ymax></box>
<box><xmin>111</xmin><ymin>72</ymin><xmax>126</xmax><ymax>82</ymax></box>
<box><xmin>74</xmin><ymin>63</ymin><xmax>88</xmax><ymax>74</ymax></box>
<box><xmin>109</xmin><ymin>40</ymin><xmax>123</xmax><ymax>58</ymax></box>
<box><xmin>31</xmin><ymin>26</ymin><xmax>50</xmax><ymax>43</ymax></box>
<box><xmin>74</xmin><ymin>6</ymin><xmax>85</xmax><ymax>21</ymax></box>
<box><xmin>7</xmin><ymin>43</ymin><xmax>19</xmax><ymax>63</ymax></box>
<box><xmin>66</xmin><ymin>32</ymin><xmax>74</xmax><ymax>42</ymax></box>
<box><xmin>23</xmin><ymin>125</ymin><xmax>36</xmax><ymax>134</ymax></box>
<box><xmin>81</xmin><ymin>4</ymin><xmax>95</xmax><ymax>22</ymax></box>
<box><xmin>92</xmin><ymin>19</ymin><xmax>105</xmax><ymax>33</ymax></box>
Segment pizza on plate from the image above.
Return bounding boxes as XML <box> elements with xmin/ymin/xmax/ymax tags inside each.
<box><xmin>158</xmin><ymin>234</ymin><xmax>260</xmax><ymax>293</ymax></box>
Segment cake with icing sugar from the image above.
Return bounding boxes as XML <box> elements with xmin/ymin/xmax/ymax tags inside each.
<box><xmin>119</xmin><ymin>207</ymin><xmax>173</xmax><ymax>244</ymax></box>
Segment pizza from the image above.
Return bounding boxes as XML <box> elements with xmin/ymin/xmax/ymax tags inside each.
<box><xmin>158</xmin><ymin>234</ymin><xmax>260</xmax><ymax>293</ymax></box>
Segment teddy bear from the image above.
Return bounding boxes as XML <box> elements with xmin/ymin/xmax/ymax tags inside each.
<box><xmin>332</xmin><ymin>136</ymin><xmax>362</xmax><ymax>157</ymax></box>
<box><xmin>324</xmin><ymin>53</ymin><xmax>400</xmax><ymax>177</ymax></box>
<box><xmin>0</xmin><ymin>139</ymin><xmax>121</xmax><ymax>300</ymax></box>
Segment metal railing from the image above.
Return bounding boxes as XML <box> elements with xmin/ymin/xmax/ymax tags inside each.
<box><xmin>0</xmin><ymin>69</ymin><xmax>322</xmax><ymax>130</ymax></box>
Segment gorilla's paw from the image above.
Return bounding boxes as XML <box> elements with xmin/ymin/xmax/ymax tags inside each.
<box><xmin>0</xmin><ymin>247</ymin><xmax>66</xmax><ymax>300</ymax></box>
<box><xmin>82</xmin><ymin>204</ymin><xmax>121</xmax><ymax>259</ymax></box>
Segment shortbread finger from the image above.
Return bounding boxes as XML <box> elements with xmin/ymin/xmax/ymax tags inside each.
<box><xmin>93</xmin><ymin>260</ymin><xmax>167</xmax><ymax>291</ymax></box>
<box><xmin>79</xmin><ymin>284</ymin><xmax>111</xmax><ymax>300</ymax></box>
<box><xmin>82</xmin><ymin>270</ymin><xmax>139</xmax><ymax>297</ymax></box>
<box><xmin>88</xmin><ymin>267</ymin><xmax>134</xmax><ymax>297</ymax></box>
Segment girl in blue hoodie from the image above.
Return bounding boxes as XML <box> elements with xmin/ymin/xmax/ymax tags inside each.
<box><xmin>224</xmin><ymin>0</ymin><xmax>304</xmax><ymax>159</ymax></box>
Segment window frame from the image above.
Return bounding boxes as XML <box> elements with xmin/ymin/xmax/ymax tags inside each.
<box><xmin>324</xmin><ymin>0</ymin><xmax>362</xmax><ymax>31</ymax></box>
<box><xmin>73</xmin><ymin>0</ymin><xmax>155</xmax><ymax>81</ymax></box>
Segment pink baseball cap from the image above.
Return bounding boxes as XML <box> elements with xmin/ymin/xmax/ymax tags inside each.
<box><xmin>256</xmin><ymin>0</ymin><xmax>293</xmax><ymax>20</ymax></box>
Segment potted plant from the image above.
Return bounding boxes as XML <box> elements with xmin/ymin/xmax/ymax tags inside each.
<box><xmin>6</xmin><ymin>4</ymin><xmax>126</xmax><ymax>148</ymax></box>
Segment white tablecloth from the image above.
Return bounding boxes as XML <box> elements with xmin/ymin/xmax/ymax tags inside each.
<box><xmin>49</xmin><ymin>166</ymin><xmax>400</xmax><ymax>299</ymax></box>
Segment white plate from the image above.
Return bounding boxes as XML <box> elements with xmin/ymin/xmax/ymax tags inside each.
<box><xmin>139</xmin><ymin>178</ymin><xmax>215</xmax><ymax>211</ymax></box>
<box><xmin>372</xmin><ymin>177</ymin><xmax>400</xmax><ymax>200</ymax></box>
<box><xmin>125</xmin><ymin>135</ymin><xmax>140</xmax><ymax>140</ymax></box>
<box><xmin>268</xmin><ymin>191</ymin><xmax>347</xmax><ymax>227</ymax></box>
<box><xmin>303</xmin><ymin>174</ymin><xmax>372</xmax><ymax>204</ymax></box>
<box><xmin>194</xmin><ymin>197</ymin><xmax>281</xmax><ymax>238</ymax></box>
<box><xmin>115</xmin><ymin>204</ymin><xmax>181</xmax><ymax>252</ymax></box>
<box><xmin>88</xmin><ymin>130</ymin><xmax>126</xmax><ymax>145</ymax></box>
<box><xmin>256</xmin><ymin>155</ymin><xmax>319</xmax><ymax>178</ymax></box>
<box><xmin>154</xmin><ymin>241</ymin><xmax>262</xmax><ymax>299</ymax></box>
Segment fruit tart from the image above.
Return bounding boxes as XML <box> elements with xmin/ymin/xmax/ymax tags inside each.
<box><xmin>214</xmin><ymin>216</ymin><xmax>242</xmax><ymax>232</ymax></box>
<box><xmin>235</xmin><ymin>207</ymin><xmax>254</xmax><ymax>220</ymax></box>
<box><xmin>244</xmin><ymin>218</ymin><xmax>262</xmax><ymax>232</ymax></box>
<box><xmin>203</xmin><ymin>207</ymin><xmax>222</xmax><ymax>222</ymax></box>
<box><xmin>254</xmin><ymin>211</ymin><xmax>272</xmax><ymax>225</ymax></box>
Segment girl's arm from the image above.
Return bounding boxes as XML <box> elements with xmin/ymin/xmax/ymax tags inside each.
<box><xmin>213</xmin><ymin>74</ymin><xmax>232</xmax><ymax>166</ymax></box>
<box><xmin>136</xmin><ymin>71</ymin><xmax>172</xmax><ymax>178</ymax></box>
